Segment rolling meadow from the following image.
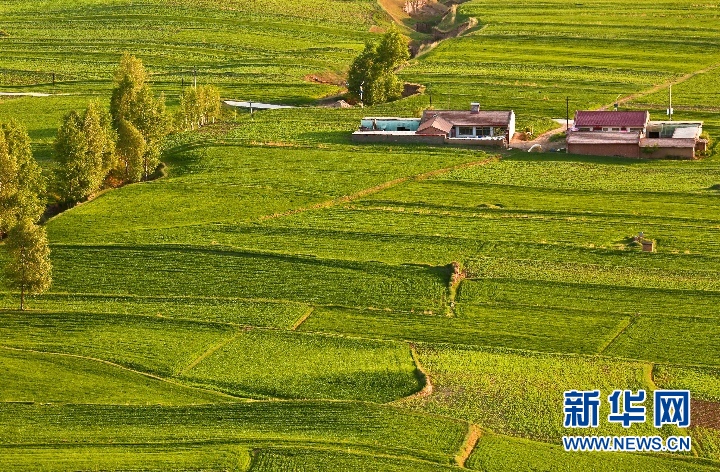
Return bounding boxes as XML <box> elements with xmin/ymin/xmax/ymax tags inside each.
<box><xmin>3</xmin><ymin>0</ymin><xmax>720</xmax><ymax>470</ymax></box>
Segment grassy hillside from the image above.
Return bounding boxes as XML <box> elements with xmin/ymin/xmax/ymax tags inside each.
<box><xmin>3</xmin><ymin>0</ymin><xmax>720</xmax><ymax>470</ymax></box>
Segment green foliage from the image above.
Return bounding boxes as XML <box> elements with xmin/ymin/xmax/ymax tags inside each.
<box><xmin>250</xmin><ymin>447</ymin><xmax>459</xmax><ymax>471</ymax></box>
<box><xmin>654</xmin><ymin>365</ymin><xmax>720</xmax><ymax>402</ymax></box>
<box><xmin>4</xmin><ymin>1</ymin><xmax>720</xmax><ymax>468</ymax></box>
<box><xmin>0</xmin><ymin>445</ymin><xmax>250</xmax><ymax>472</ymax></box>
<box><xmin>3</xmin><ymin>219</ymin><xmax>51</xmax><ymax>309</ymax></box>
<box><xmin>467</xmin><ymin>433</ymin><xmax>711</xmax><ymax>472</ymax></box>
<box><xmin>0</xmin><ymin>402</ymin><xmax>468</xmax><ymax>464</ymax></box>
<box><xmin>396</xmin><ymin>345</ymin><xmax>664</xmax><ymax>441</ymax></box>
<box><xmin>0</xmin><ymin>120</ymin><xmax>45</xmax><ymax>233</ymax></box>
<box><xmin>0</xmin><ymin>311</ymin><xmax>234</xmax><ymax>377</ymax></box>
<box><xmin>0</xmin><ymin>293</ymin><xmax>308</xmax><ymax>328</ymax></box>
<box><xmin>177</xmin><ymin>84</ymin><xmax>221</xmax><ymax>130</ymax></box>
<box><xmin>299</xmin><ymin>305</ymin><xmax>625</xmax><ymax>354</ymax></box>
<box><xmin>115</xmin><ymin>118</ymin><xmax>146</xmax><ymax>183</ymax></box>
<box><xmin>348</xmin><ymin>28</ymin><xmax>409</xmax><ymax>105</ymax></box>
<box><xmin>48</xmin><ymin>246</ymin><xmax>449</xmax><ymax>313</ymax></box>
<box><xmin>181</xmin><ymin>330</ymin><xmax>419</xmax><ymax>401</ymax></box>
<box><xmin>110</xmin><ymin>53</ymin><xmax>168</xmax><ymax>182</ymax></box>
<box><xmin>53</xmin><ymin>103</ymin><xmax>115</xmax><ymax>204</ymax></box>
<box><xmin>604</xmin><ymin>314</ymin><xmax>720</xmax><ymax>366</ymax></box>
<box><xmin>0</xmin><ymin>348</ymin><xmax>227</xmax><ymax>405</ymax></box>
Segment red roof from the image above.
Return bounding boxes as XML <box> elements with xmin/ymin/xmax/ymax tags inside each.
<box><xmin>417</xmin><ymin>115</ymin><xmax>453</xmax><ymax>135</ymax></box>
<box><xmin>574</xmin><ymin>111</ymin><xmax>649</xmax><ymax>128</ymax></box>
<box><xmin>421</xmin><ymin>110</ymin><xmax>513</xmax><ymax>127</ymax></box>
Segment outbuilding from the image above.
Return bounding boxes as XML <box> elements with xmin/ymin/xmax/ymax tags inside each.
<box><xmin>567</xmin><ymin>132</ymin><xmax>641</xmax><ymax>158</ymax></box>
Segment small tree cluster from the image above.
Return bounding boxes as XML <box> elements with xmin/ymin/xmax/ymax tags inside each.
<box><xmin>347</xmin><ymin>28</ymin><xmax>410</xmax><ymax>106</ymax></box>
<box><xmin>178</xmin><ymin>84</ymin><xmax>221</xmax><ymax>130</ymax></box>
<box><xmin>0</xmin><ymin>120</ymin><xmax>45</xmax><ymax>235</ymax></box>
<box><xmin>53</xmin><ymin>103</ymin><xmax>116</xmax><ymax>205</ymax></box>
<box><xmin>4</xmin><ymin>219</ymin><xmax>52</xmax><ymax>310</ymax></box>
<box><xmin>110</xmin><ymin>53</ymin><xmax>169</xmax><ymax>182</ymax></box>
<box><xmin>0</xmin><ymin>120</ymin><xmax>51</xmax><ymax>309</ymax></box>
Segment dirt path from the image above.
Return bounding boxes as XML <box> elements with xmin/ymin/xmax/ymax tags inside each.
<box><xmin>178</xmin><ymin>331</ymin><xmax>242</xmax><ymax>376</ymax></box>
<box><xmin>455</xmin><ymin>424</ymin><xmax>482</xmax><ymax>467</ymax></box>
<box><xmin>259</xmin><ymin>155</ymin><xmax>498</xmax><ymax>221</ymax></box>
<box><xmin>0</xmin><ymin>344</ymin><xmax>241</xmax><ymax>400</ymax></box>
<box><xmin>599</xmin><ymin>62</ymin><xmax>720</xmax><ymax>111</ymax></box>
<box><xmin>510</xmin><ymin>119</ymin><xmax>569</xmax><ymax>152</ymax></box>
<box><xmin>406</xmin><ymin>343</ymin><xmax>433</xmax><ymax>399</ymax></box>
<box><xmin>291</xmin><ymin>307</ymin><xmax>315</xmax><ymax>330</ymax></box>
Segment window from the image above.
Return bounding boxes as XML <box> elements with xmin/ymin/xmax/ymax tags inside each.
<box><xmin>458</xmin><ymin>126</ymin><xmax>474</xmax><ymax>136</ymax></box>
<box><xmin>477</xmin><ymin>127</ymin><xmax>492</xmax><ymax>136</ymax></box>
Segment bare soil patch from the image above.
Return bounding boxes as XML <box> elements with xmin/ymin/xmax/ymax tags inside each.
<box><xmin>692</xmin><ymin>399</ymin><xmax>720</xmax><ymax>430</ymax></box>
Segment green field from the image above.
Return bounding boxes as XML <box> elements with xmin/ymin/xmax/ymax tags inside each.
<box><xmin>3</xmin><ymin>0</ymin><xmax>720</xmax><ymax>470</ymax></box>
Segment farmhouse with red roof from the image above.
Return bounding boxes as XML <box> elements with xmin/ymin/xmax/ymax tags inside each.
<box><xmin>568</xmin><ymin>110</ymin><xmax>707</xmax><ymax>159</ymax></box>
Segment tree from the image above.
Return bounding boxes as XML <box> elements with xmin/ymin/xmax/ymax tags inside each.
<box><xmin>110</xmin><ymin>53</ymin><xmax>168</xmax><ymax>182</ymax></box>
<box><xmin>376</xmin><ymin>28</ymin><xmax>410</xmax><ymax>71</ymax></box>
<box><xmin>178</xmin><ymin>84</ymin><xmax>221</xmax><ymax>130</ymax></box>
<box><xmin>53</xmin><ymin>103</ymin><xmax>115</xmax><ymax>205</ymax></box>
<box><xmin>4</xmin><ymin>219</ymin><xmax>52</xmax><ymax>310</ymax></box>
<box><xmin>0</xmin><ymin>120</ymin><xmax>45</xmax><ymax>235</ymax></box>
<box><xmin>116</xmin><ymin>118</ymin><xmax>146</xmax><ymax>183</ymax></box>
<box><xmin>347</xmin><ymin>28</ymin><xmax>409</xmax><ymax>106</ymax></box>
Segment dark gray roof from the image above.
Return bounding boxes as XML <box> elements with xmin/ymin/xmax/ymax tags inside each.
<box><xmin>421</xmin><ymin>110</ymin><xmax>513</xmax><ymax>127</ymax></box>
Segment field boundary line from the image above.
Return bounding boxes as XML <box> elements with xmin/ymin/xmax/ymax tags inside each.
<box><xmin>178</xmin><ymin>331</ymin><xmax>243</xmax><ymax>376</ymax></box>
<box><xmin>404</xmin><ymin>343</ymin><xmax>433</xmax><ymax>400</ymax></box>
<box><xmin>454</xmin><ymin>423</ymin><xmax>482</xmax><ymax>467</ymax></box>
<box><xmin>290</xmin><ymin>306</ymin><xmax>315</xmax><ymax>330</ymax></box>
<box><xmin>601</xmin><ymin>62</ymin><xmax>720</xmax><ymax>110</ymax></box>
<box><xmin>644</xmin><ymin>363</ymin><xmax>658</xmax><ymax>391</ymax></box>
<box><xmin>597</xmin><ymin>315</ymin><xmax>637</xmax><ymax>355</ymax></box>
<box><xmin>0</xmin><ymin>345</ymin><xmax>243</xmax><ymax>401</ymax></box>
<box><xmin>259</xmin><ymin>155</ymin><xmax>499</xmax><ymax>221</ymax></box>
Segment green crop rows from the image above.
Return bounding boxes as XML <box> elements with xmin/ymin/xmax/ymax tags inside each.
<box><xmin>3</xmin><ymin>0</ymin><xmax>720</xmax><ymax>469</ymax></box>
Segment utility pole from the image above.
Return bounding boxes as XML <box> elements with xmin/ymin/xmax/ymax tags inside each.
<box><xmin>566</xmin><ymin>96</ymin><xmax>569</xmax><ymax>132</ymax></box>
<box><xmin>668</xmin><ymin>85</ymin><xmax>673</xmax><ymax>121</ymax></box>
<box><xmin>193</xmin><ymin>67</ymin><xmax>197</xmax><ymax>89</ymax></box>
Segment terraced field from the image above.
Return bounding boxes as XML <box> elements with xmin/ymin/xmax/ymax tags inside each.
<box><xmin>3</xmin><ymin>0</ymin><xmax>720</xmax><ymax>470</ymax></box>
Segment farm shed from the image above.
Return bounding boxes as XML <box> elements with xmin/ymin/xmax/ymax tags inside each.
<box><xmin>574</xmin><ymin>110</ymin><xmax>649</xmax><ymax>133</ymax></box>
<box><xmin>352</xmin><ymin>103</ymin><xmax>515</xmax><ymax>148</ymax></box>
<box><xmin>640</xmin><ymin>138</ymin><xmax>698</xmax><ymax>159</ymax></box>
<box><xmin>567</xmin><ymin>132</ymin><xmax>640</xmax><ymax>158</ymax></box>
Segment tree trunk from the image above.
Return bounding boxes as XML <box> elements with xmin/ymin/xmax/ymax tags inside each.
<box><xmin>20</xmin><ymin>259</ymin><xmax>25</xmax><ymax>310</ymax></box>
